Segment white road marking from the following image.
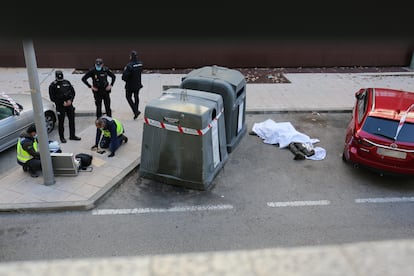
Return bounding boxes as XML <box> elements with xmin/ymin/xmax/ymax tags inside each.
<box><xmin>267</xmin><ymin>200</ymin><xmax>330</xmax><ymax>207</ymax></box>
<box><xmin>91</xmin><ymin>204</ymin><xmax>234</xmax><ymax>215</ymax></box>
<box><xmin>92</xmin><ymin>197</ymin><xmax>414</xmax><ymax>216</ymax></box>
<box><xmin>355</xmin><ymin>197</ymin><xmax>414</xmax><ymax>204</ymax></box>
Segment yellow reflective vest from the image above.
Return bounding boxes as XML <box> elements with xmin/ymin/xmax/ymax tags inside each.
<box><xmin>102</xmin><ymin>118</ymin><xmax>124</xmax><ymax>137</ymax></box>
<box><xmin>17</xmin><ymin>137</ymin><xmax>38</xmax><ymax>163</ymax></box>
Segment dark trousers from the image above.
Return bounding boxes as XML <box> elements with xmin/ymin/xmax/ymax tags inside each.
<box><xmin>18</xmin><ymin>158</ymin><xmax>42</xmax><ymax>174</ymax></box>
<box><xmin>99</xmin><ymin>136</ymin><xmax>111</xmax><ymax>149</ymax></box>
<box><xmin>94</xmin><ymin>90</ymin><xmax>112</xmax><ymax>118</ymax></box>
<box><xmin>125</xmin><ymin>89</ymin><xmax>140</xmax><ymax>115</ymax></box>
<box><xmin>99</xmin><ymin>135</ymin><xmax>124</xmax><ymax>151</ymax></box>
<box><xmin>57</xmin><ymin>105</ymin><xmax>76</xmax><ymax>138</ymax></box>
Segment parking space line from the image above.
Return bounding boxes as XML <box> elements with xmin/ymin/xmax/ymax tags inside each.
<box><xmin>355</xmin><ymin>197</ymin><xmax>414</xmax><ymax>204</ymax></box>
<box><xmin>91</xmin><ymin>204</ymin><xmax>234</xmax><ymax>215</ymax></box>
<box><xmin>267</xmin><ymin>200</ymin><xmax>330</xmax><ymax>207</ymax></box>
<box><xmin>92</xmin><ymin>197</ymin><xmax>414</xmax><ymax>216</ymax></box>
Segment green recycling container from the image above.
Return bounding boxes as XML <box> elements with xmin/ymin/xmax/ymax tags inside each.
<box><xmin>180</xmin><ymin>65</ymin><xmax>247</xmax><ymax>153</ymax></box>
<box><xmin>139</xmin><ymin>88</ymin><xmax>228</xmax><ymax>190</ymax></box>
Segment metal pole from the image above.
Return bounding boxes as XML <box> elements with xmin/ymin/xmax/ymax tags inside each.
<box><xmin>22</xmin><ymin>39</ymin><xmax>55</xmax><ymax>186</ymax></box>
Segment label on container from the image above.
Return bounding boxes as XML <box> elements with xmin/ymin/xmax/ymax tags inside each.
<box><xmin>211</xmin><ymin>119</ymin><xmax>220</xmax><ymax>167</ymax></box>
<box><xmin>237</xmin><ymin>101</ymin><xmax>244</xmax><ymax>133</ymax></box>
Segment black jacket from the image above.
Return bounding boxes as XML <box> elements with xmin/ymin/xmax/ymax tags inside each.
<box><xmin>82</xmin><ymin>67</ymin><xmax>116</xmax><ymax>90</ymax></box>
<box><xmin>48</xmin><ymin>79</ymin><xmax>75</xmax><ymax>106</ymax></box>
<box><xmin>121</xmin><ymin>59</ymin><xmax>143</xmax><ymax>91</ymax></box>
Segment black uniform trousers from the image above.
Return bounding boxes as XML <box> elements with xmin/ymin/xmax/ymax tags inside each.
<box><xmin>99</xmin><ymin>134</ymin><xmax>124</xmax><ymax>149</ymax></box>
<box><xmin>94</xmin><ymin>89</ymin><xmax>112</xmax><ymax>118</ymax></box>
<box><xmin>18</xmin><ymin>158</ymin><xmax>42</xmax><ymax>174</ymax></box>
<box><xmin>26</xmin><ymin>158</ymin><xmax>42</xmax><ymax>173</ymax></box>
<box><xmin>125</xmin><ymin>89</ymin><xmax>140</xmax><ymax>115</ymax></box>
<box><xmin>57</xmin><ymin>105</ymin><xmax>76</xmax><ymax>139</ymax></box>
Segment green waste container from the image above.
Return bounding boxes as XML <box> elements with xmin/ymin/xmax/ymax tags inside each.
<box><xmin>139</xmin><ymin>88</ymin><xmax>228</xmax><ymax>190</ymax></box>
<box><xmin>180</xmin><ymin>65</ymin><xmax>247</xmax><ymax>153</ymax></box>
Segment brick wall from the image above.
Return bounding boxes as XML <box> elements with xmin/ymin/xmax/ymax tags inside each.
<box><xmin>1</xmin><ymin>38</ymin><xmax>413</xmax><ymax>69</ymax></box>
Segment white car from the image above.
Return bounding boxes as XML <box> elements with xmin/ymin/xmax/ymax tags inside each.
<box><xmin>0</xmin><ymin>92</ymin><xmax>57</xmax><ymax>153</ymax></box>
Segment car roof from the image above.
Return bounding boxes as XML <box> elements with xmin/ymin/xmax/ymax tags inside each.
<box><xmin>0</xmin><ymin>92</ymin><xmax>31</xmax><ymax>102</ymax></box>
<box><xmin>369</xmin><ymin>88</ymin><xmax>414</xmax><ymax>123</ymax></box>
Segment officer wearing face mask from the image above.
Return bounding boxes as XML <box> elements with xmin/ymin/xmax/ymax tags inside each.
<box><xmin>81</xmin><ymin>58</ymin><xmax>116</xmax><ymax>118</ymax></box>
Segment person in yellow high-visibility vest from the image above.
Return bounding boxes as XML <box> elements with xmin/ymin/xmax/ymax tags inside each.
<box><xmin>91</xmin><ymin>115</ymin><xmax>128</xmax><ymax>157</ymax></box>
<box><xmin>16</xmin><ymin>124</ymin><xmax>42</xmax><ymax>177</ymax></box>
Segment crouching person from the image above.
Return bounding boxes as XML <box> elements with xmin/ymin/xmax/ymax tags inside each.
<box><xmin>17</xmin><ymin>124</ymin><xmax>42</xmax><ymax>177</ymax></box>
<box><xmin>91</xmin><ymin>116</ymin><xmax>128</xmax><ymax>157</ymax></box>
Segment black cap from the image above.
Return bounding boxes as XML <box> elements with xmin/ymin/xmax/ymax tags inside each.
<box><xmin>130</xmin><ymin>50</ymin><xmax>137</xmax><ymax>58</ymax></box>
<box><xmin>95</xmin><ymin>58</ymin><xmax>103</xmax><ymax>65</ymax></box>
<box><xmin>27</xmin><ymin>124</ymin><xmax>36</xmax><ymax>134</ymax></box>
<box><xmin>55</xmin><ymin>70</ymin><xmax>63</xmax><ymax>81</ymax></box>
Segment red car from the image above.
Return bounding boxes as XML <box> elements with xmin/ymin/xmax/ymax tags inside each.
<box><xmin>342</xmin><ymin>87</ymin><xmax>414</xmax><ymax>176</ymax></box>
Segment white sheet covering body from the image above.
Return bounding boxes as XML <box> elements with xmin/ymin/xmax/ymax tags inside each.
<box><xmin>252</xmin><ymin>119</ymin><xmax>326</xmax><ymax>160</ymax></box>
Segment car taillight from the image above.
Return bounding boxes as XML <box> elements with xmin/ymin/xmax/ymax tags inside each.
<box><xmin>358</xmin><ymin>139</ymin><xmax>372</xmax><ymax>147</ymax></box>
<box><xmin>353</xmin><ymin>131</ymin><xmax>372</xmax><ymax>147</ymax></box>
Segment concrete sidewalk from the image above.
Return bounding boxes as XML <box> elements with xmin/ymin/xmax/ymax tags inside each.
<box><xmin>0</xmin><ymin>67</ymin><xmax>414</xmax><ymax>212</ymax></box>
<box><xmin>1</xmin><ymin>238</ymin><xmax>414</xmax><ymax>276</ymax></box>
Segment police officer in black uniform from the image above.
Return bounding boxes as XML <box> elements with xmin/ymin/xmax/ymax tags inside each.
<box><xmin>121</xmin><ymin>50</ymin><xmax>143</xmax><ymax>119</ymax></box>
<box><xmin>81</xmin><ymin>58</ymin><xmax>116</xmax><ymax>118</ymax></box>
<box><xmin>49</xmin><ymin>70</ymin><xmax>81</xmax><ymax>143</ymax></box>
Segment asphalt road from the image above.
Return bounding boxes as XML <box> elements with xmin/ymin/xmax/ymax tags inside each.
<box><xmin>2</xmin><ymin>112</ymin><xmax>414</xmax><ymax>262</ymax></box>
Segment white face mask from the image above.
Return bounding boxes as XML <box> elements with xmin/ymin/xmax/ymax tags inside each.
<box><xmin>33</xmin><ymin>134</ymin><xmax>38</xmax><ymax>139</ymax></box>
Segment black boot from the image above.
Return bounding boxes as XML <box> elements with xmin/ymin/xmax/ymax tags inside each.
<box><xmin>133</xmin><ymin>111</ymin><xmax>141</xmax><ymax>120</ymax></box>
<box><xmin>296</xmin><ymin>143</ymin><xmax>315</xmax><ymax>157</ymax></box>
<box><xmin>29</xmin><ymin>169</ymin><xmax>38</xmax><ymax>178</ymax></box>
<box><xmin>288</xmin><ymin>143</ymin><xmax>306</xmax><ymax>160</ymax></box>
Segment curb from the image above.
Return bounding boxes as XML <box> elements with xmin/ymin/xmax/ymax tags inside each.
<box><xmin>0</xmin><ymin>159</ymin><xmax>141</xmax><ymax>213</ymax></box>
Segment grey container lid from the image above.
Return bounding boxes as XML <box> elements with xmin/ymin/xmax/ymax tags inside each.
<box><xmin>144</xmin><ymin>88</ymin><xmax>224</xmax><ymax>130</ymax></box>
<box><xmin>183</xmin><ymin>65</ymin><xmax>246</xmax><ymax>89</ymax></box>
